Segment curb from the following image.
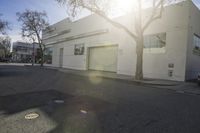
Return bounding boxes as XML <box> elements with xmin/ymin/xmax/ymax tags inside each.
<box><xmin>42</xmin><ymin>66</ymin><xmax>180</xmax><ymax>87</ymax></box>
<box><xmin>96</xmin><ymin>75</ymin><xmax>180</xmax><ymax>86</ymax></box>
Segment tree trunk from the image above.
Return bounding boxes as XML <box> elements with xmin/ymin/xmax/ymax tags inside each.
<box><xmin>40</xmin><ymin>53</ymin><xmax>44</xmax><ymax>67</ymax></box>
<box><xmin>40</xmin><ymin>48</ymin><xmax>44</xmax><ymax>67</ymax></box>
<box><xmin>135</xmin><ymin>35</ymin><xmax>144</xmax><ymax>80</ymax></box>
<box><xmin>135</xmin><ymin>0</ymin><xmax>144</xmax><ymax>81</ymax></box>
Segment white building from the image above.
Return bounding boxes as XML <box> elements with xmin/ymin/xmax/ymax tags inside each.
<box><xmin>43</xmin><ymin>1</ymin><xmax>200</xmax><ymax>81</ymax></box>
<box><xmin>12</xmin><ymin>42</ymin><xmax>39</xmax><ymax>63</ymax></box>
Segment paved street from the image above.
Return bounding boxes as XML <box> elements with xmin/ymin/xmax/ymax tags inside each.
<box><xmin>1</xmin><ymin>65</ymin><xmax>200</xmax><ymax>133</ymax></box>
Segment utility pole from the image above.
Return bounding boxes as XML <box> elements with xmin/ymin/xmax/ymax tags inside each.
<box><xmin>32</xmin><ymin>42</ymin><xmax>35</xmax><ymax>66</ymax></box>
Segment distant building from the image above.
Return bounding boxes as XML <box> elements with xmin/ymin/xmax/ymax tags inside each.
<box><xmin>12</xmin><ymin>41</ymin><xmax>39</xmax><ymax>63</ymax></box>
<box><xmin>43</xmin><ymin>1</ymin><xmax>200</xmax><ymax>81</ymax></box>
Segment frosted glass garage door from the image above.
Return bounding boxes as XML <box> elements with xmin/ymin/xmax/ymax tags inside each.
<box><xmin>89</xmin><ymin>46</ymin><xmax>118</xmax><ymax>72</ymax></box>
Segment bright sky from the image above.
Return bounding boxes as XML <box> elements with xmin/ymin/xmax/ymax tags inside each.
<box><xmin>0</xmin><ymin>0</ymin><xmax>90</xmax><ymax>43</ymax></box>
<box><xmin>0</xmin><ymin>0</ymin><xmax>200</xmax><ymax>43</ymax></box>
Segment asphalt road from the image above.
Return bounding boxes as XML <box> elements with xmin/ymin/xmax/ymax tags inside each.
<box><xmin>0</xmin><ymin>65</ymin><xmax>200</xmax><ymax>133</ymax></box>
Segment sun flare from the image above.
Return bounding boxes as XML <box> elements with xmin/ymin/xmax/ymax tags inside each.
<box><xmin>109</xmin><ymin>0</ymin><xmax>138</xmax><ymax>17</ymax></box>
<box><xmin>115</xmin><ymin>0</ymin><xmax>137</xmax><ymax>12</ymax></box>
<box><xmin>110</xmin><ymin>0</ymin><xmax>152</xmax><ymax>17</ymax></box>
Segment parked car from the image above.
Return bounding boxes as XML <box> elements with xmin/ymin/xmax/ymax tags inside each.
<box><xmin>0</xmin><ymin>57</ymin><xmax>9</xmax><ymax>62</ymax></box>
<box><xmin>198</xmin><ymin>74</ymin><xmax>200</xmax><ymax>85</ymax></box>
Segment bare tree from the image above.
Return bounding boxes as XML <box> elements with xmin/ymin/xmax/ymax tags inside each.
<box><xmin>0</xmin><ymin>14</ymin><xmax>9</xmax><ymax>34</ymax></box>
<box><xmin>16</xmin><ymin>10</ymin><xmax>49</xmax><ymax>66</ymax></box>
<box><xmin>0</xmin><ymin>36</ymin><xmax>11</xmax><ymax>58</ymax></box>
<box><xmin>56</xmin><ymin>0</ymin><xmax>180</xmax><ymax>80</ymax></box>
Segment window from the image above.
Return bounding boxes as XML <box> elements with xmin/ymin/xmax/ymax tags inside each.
<box><xmin>17</xmin><ymin>46</ymin><xmax>28</xmax><ymax>52</ymax></box>
<box><xmin>193</xmin><ymin>34</ymin><xmax>200</xmax><ymax>55</ymax></box>
<box><xmin>44</xmin><ymin>47</ymin><xmax>53</xmax><ymax>64</ymax></box>
<box><xmin>144</xmin><ymin>33</ymin><xmax>166</xmax><ymax>48</ymax></box>
<box><xmin>74</xmin><ymin>44</ymin><xmax>84</xmax><ymax>55</ymax></box>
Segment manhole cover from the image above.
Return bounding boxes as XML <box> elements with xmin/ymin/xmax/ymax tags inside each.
<box><xmin>25</xmin><ymin>112</ymin><xmax>39</xmax><ymax>120</ymax></box>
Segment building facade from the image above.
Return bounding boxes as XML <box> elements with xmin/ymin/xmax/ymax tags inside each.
<box><xmin>12</xmin><ymin>42</ymin><xmax>39</xmax><ymax>63</ymax></box>
<box><xmin>43</xmin><ymin>1</ymin><xmax>200</xmax><ymax>81</ymax></box>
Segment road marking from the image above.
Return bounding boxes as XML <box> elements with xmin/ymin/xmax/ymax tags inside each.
<box><xmin>80</xmin><ymin>110</ymin><xmax>87</xmax><ymax>114</ymax></box>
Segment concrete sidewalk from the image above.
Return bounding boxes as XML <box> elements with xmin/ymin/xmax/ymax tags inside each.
<box><xmin>0</xmin><ymin>63</ymin><xmax>31</xmax><ymax>66</ymax></box>
<box><xmin>156</xmin><ymin>82</ymin><xmax>200</xmax><ymax>95</ymax></box>
<box><xmin>44</xmin><ymin>67</ymin><xmax>200</xmax><ymax>95</ymax></box>
<box><xmin>44</xmin><ymin>67</ymin><xmax>180</xmax><ymax>86</ymax></box>
<box><xmin>0</xmin><ymin>63</ymin><xmax>41</xmax><ymax>66</ymax></box>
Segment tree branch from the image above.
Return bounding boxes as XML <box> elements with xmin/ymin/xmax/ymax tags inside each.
<box><xmin>81</xmin><ymin>5</ymin><xmax>138</xmax><ymax>40</ymax></box>
<box><xmin>142</xmin><ymin>0</ymin><xmax>164</xmax><ymax>31</ymax></box>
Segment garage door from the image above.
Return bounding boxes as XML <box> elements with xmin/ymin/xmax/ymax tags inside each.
<box><xmin>89</xmin><ymin>46</ymin><xmax>118</xmax><ymax>72</ymax></box>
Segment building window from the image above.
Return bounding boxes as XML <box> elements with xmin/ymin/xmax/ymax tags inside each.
<box><xmin>144</xmin><ymin>33</ymin><xmax>166</xmax><ymax>48</ymax></box>
<box><xmin>16</xmin><ymin>46</ymin><xmax>28</xmax><ymax>52</ymax></box>
<box><xmin>193</xmin><ymin>34</ymin><xmax>200</xmax><ymax>55</ymax></box>
<box><xmin>44</xmin><ymin>47</ymin><xmax>53</xmax><ymax>64</ymax></box>
<box><xmin>74</xmin><ymin>44</ymin><xmax>84</xmax><ymax>55</ymax></box>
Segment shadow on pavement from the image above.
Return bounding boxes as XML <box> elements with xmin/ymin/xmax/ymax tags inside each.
<box><xmin>48</xmin><ymin>95</ymin><xmax>113</xmax><ymax>133</ymax></box>
<box><xmin>1</xmin><ymin>66</ymin><xmax>200</xmax><ymax>133</ymax></box>
<box><xmin>0</xmin><ymin>66</ymin><xmax>30</xmax><ymax>77</ymax></box>
<box><xmin>0</xmin><ymin>90</ymin><xmax>114</xmax><ymax>133</ymax></box>
<box><xmin>1</xmin><ymin>89</ymin><xmax>200</xmax><ymax>133</ymax></box>
<box><xmin>0</xmin><ymin>90</ymin><xmax>71</xmax><ymax>114</ymax></box>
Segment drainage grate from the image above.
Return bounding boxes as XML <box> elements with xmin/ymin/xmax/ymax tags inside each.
<box><xmin>25</xmin><ymin>112</ymin><xmax>39</xmax><ymax>120</ymax></box>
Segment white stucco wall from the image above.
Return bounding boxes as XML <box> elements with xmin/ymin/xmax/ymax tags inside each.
<box><xmin>185</xmin><ymin>1</ymin><xmax>200</xmax><ymax>80</ymax></box>
<box><xmin>142</xmin><ymin>1</ymin><xmax>189</xmax><ymax>81</ymax></box>
<box><xmin>43</xmin><ymin>1</ymin><xmax>193</xmax><ymax>81</ymax></box>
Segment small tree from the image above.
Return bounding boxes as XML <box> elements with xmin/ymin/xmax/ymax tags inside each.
<box><xmin>56</xmin><ymin>0</ymin><xmax>180</xmax><ymax>80</ymax></box>
<box><xmin>16</xmin><ymin>10</ymin><xmax>49</xmax><ymax>66</ymax></box>
<box><xmin>0</xmin><ymin>36</ymin><xmax>11</xmax><ymax>58</ymax></box>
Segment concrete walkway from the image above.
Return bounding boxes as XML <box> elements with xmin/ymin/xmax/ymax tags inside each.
<box><xmin>44</xmin><ymin>67</ymin><xmax>180</xmax><ymax>86</ymax></box>
<box><xmin>44</xmin><ymin>67</ymin><xmax>200</xmax><ymax>95</ymax></box>
<box><xmin>156</xmin><ymin>82</ymin><xmax>200</xmax><ymax>95</ymax></box>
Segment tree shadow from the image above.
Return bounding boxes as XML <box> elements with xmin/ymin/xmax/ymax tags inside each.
<box><xmin>0</xmin><ymin>90</ymin><xmax>72</xmax><ymax>114</ymax></box>
<box><xmin>0</xmin><ymin>88</ymin><xmax>177</xmax><ymax>133</ymax></box>
<box><xmin>0</xmin><ymin>90</ymin><xmax>114</xmax><ymax>133</ymax></box>
<box><xmin>0</xmin><ymin>66</ymin><xmax>31</xmax><ymax>77</ymax></box>
<box><xmin>47</xmin><ymin>95</ymin><xmax>113</xmax><ymax>133</ymax></box>
<box><xmin>46</xmin><ymin>95</ymin><xmax>162</xmax><ymax>133</ymax></box>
